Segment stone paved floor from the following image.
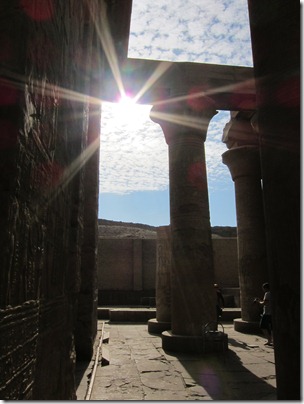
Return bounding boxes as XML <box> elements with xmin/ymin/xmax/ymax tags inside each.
<box><xmin>76</xmin><ymin>320</ymin><xmax>276</xmax><ymax>400</ymax></box>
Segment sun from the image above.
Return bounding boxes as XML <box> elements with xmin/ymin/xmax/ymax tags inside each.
<box><xmin>117</xmin><ymin>94</ymin><xmax>137</xmax><ymax>121</ymax></box>
<box><xmin>108</xmin><ymin>94</ymin><xmax>150</xmax><ymax>130</ymax></box>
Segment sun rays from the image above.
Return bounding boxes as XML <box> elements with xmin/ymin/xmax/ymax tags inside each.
<box><xmin>0</xmin><ymin>0</ymin><xmax>256</xmax><ymax>211</ymax></box>
<box><xmin>86</xmin><ymin>0</ymin><xmax>255</xmax><ymax>133</ymax></box>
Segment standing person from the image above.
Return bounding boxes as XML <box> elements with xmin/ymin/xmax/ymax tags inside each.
<box><xmin>214</xmin><ymin>283</ymin><xmax>225</xmax><ymax>321</ymax></box>
<box><xmin>254</xmin><ymin>282</ymin><xmax>273</xmax><ymax>346</ymax></box>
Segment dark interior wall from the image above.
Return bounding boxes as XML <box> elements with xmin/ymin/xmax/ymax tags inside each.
<box><xmin>0</xmin><ymin>0</ymin><xmax>100</xmax><ymax>399</ymax></box>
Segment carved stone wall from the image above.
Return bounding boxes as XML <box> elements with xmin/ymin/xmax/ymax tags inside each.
<box><xmin>0</xmin><ymin>1</ymin><xmax>100</xmax><ymax>399</ymax></box>
<box><xmin>0</xmin><ymin>302</ymin><xmax>39</xmax><ymax>399</ymax></box>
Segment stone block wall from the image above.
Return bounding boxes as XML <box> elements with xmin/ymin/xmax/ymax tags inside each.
<box><xmin>213</xmin><ymin>238</ymin><xmax>239</xmax><ymax>287</ymax></box>
<box><xmin>142</xmin><ymin>240</ymin><xmax>158</xmax><ymax>289</ymax></box>
<box><xmin>97</xmin><ymin>239</ymin><xmax>157</xmax><ymax>305</ymax></box>
<box><xmin>97</xmin><ymin>236</ymin><xmax>238</xmax><ymax>305</ymax></box>
<box><xmin>0</xmin><ymin>1</ymin><xmax>101</xmax><ymax>399</ymax></box>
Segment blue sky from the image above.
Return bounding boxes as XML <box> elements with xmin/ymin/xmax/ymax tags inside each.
<box><xmin>98</xmin><ymin>0</ymin><xmax>253</xmax><ymax>227</ymax></box>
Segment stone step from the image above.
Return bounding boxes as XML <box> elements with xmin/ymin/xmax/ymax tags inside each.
<box><xmin>98</xmin><ymin>306</ymin><xmax>156</xmax><ymax>321</ymax></box>
<box><xmin>102</xmin><ymin>331</ymin><xmax>110</xmax><ymax>343</ymax></box>
<box><xmin>100</xmin><ymin>345</ymin><xmax>110</xmax><ymax>366</ymax></box>
<box><xmin>109</xmin><ymin>308</ymin><xmax>156</xmax><ymax>322</ymax></box>
<box><xmin>222</xmin><ymin>307</ymin><xmax>241</xmax><ymax>321</ymax></box>
<box><xmin>97</xmin><ymin>307</ymin><xmax>241</xmax><ymax>323</ymax></box>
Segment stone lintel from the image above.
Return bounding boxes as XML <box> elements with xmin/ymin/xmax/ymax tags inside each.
<box><xmin>103</xmin><ymin>1</ymin><xmax>256</xmax><ymax>111</ymax></box>
<box><xmin>102</xmin><ymin>58</ymin><xmax>255</xmax><ymax>111</ymax></box>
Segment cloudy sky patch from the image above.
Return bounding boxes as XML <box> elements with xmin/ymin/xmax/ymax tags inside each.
<box><xmin>128</xmin><ymin>0</ymin><xmax>252</xmax><ymax>66</ymax></box>
<box><xmin>99</xmin><ymin>102</ymin><xmax>169</xmax><ymax>194</ymax></box>
<box><xmin>99</xmin><ymin>104</ymin><xmax>231</xmax><ymax>194</ymax></box>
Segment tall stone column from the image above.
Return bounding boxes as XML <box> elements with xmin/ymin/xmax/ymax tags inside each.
<box><xmin>222</xmin><ymin>142</ymin><xmax>268</xmax><ymax>332</ymax></box>
<box><xmin>248</xmin><ymin>1</ymin><xmax>300</xmax><ymax>398</ymax></box>
<box><xmin>148</xmin><ymin>226</ymin><xmax>172</xmax><ymax>334</ymax></box>
<box><xmin>75</xmin><ymin>99</ymin><xmax>100</xmax><ymax>360</ymax></box>
<box><xmin>132</xmin><ymin>240</ymin><xmax>143</xmax><ymax>291</ymax></box>
<box><xmin>75</xmin><ymin>31</ymin><xmax>101</xmax><ymax>360</ymax></box>
<box><xmin>150</xmin><ymin>98</ymin><xmax>218</xmax><ymax>352</ymax></box>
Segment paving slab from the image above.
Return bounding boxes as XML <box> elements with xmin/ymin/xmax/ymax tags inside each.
<box><xmin>76</xmin><ymin>320</ymin><xmax>276</xmax><ymax>400</ymax></box>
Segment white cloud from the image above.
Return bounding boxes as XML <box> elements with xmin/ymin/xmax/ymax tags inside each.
<box><xmin>128</xmin><ymin>0</ymin><xmax>252</xmax><ymax>66</ymax></box>
<box><xmin>99</xmin><ymin>103</ymin><xmax>231</xmax><ymax>194</ymax></box>
<box><xmin>99</xmin><ymin>102</ymin><xmax>169</xmax><ymax>194</ymax></box>
<box><xmin>206</xmin><ymin>112</ymin><xmax>232</xmax><ymax>190</ymax></box>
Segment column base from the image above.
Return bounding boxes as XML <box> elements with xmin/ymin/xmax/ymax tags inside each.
<box><xmin>147</xmin><ymin>318</ymin><xmax>171</xmax><ymax>334</ymax></box>
<box><xmin>234</xmin><ymin>318</ymin><xmax>261</xmax><ymax>334</ymax></box>
<box><xmin>161</xmin><ymin>330</ymin><xmax>228</xmax><ymax>354</ymax></box>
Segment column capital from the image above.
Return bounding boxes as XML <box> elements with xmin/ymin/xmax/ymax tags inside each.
<box><xmin>222</xmin><ymin>111</ymin><xmax>258</xmax><ymax>149</ymax></box>
<box><xmin>150</xmin><ymin>97</ymin><xmax>218</xmax><ymax>145</ymax></box>
<box><xmin>222</xmin><ymin>145</ymin><xmax>261</xmax><ymax>181</ymax></box>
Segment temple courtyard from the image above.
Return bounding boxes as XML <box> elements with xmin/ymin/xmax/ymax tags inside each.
<box><xmin>76</xmin><ymin>317</ymin><xmax>276</xmax><ymax>400</ymax></box>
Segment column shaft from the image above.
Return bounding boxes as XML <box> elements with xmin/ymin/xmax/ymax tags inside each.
<box><xmin>155</xmin><ymin>226</ymin><xmax>171</xmax><ymax>323</ymax></box>
<box><xmin>151</xmin><ymin>101</ymin><xmax>218</xmax><ymax>337</ymax></box>
<box><xmin>133</xmin><ymin>240</ymin><xmax>143</xmax><ymax>291</ymax></box>
<box><xmin>169</xmin><ymin>133</ymin><xmax>215</xmax><ymax>335</ymax></box>
<box><xmin>248</xmin><ymin>1</ymin><xmax>300</xmax><ymax>397</ymax></box>
<box><xmin>222</xmin><ymin>146</ymin><xmax>267</xmax><ymax>323</ymax></box>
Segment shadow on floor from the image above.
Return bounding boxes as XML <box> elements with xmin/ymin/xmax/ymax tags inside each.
<box><xmin>165</xmin><ymin>343</ymin><xmax>276</xmax><ymax>400</ymax></box>
<box><xmin>75</xmin><ymin>360</ymin><xmax>91</xmax><ymax>389</ymax></box>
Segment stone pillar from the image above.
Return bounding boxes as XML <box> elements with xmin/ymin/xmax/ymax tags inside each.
<box><xmin>75</xmin><ymin>99</ymin><xmax>100</xmax><ymax>360</ymax></box>
<box><xmin>148</xmin><ymin>226</ymin><xmax>171</xmax><ymax>334</ymax></box>
<box><xmin>222</xmin><ymin>144</ymin><xmax>267</xmax><ymax>332</ymax></box>
<box><xmin>75</xmin><ymin>29</ymin><xmax>101</xmax><ymax>360</ymax></box>
<box><xmin>150</xmin><ymin>98</ymin><xmax>219</xmax><ymax>352</ymax></box>
<box><xmin>133</xmin><ymin>240</ymin><xmax>143</xmax><ymax>291</ymax></box>
<box><xmin>248</xmin><ymin>1</ymin><xmax>300</xmax><ymax>399</ymax></box>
